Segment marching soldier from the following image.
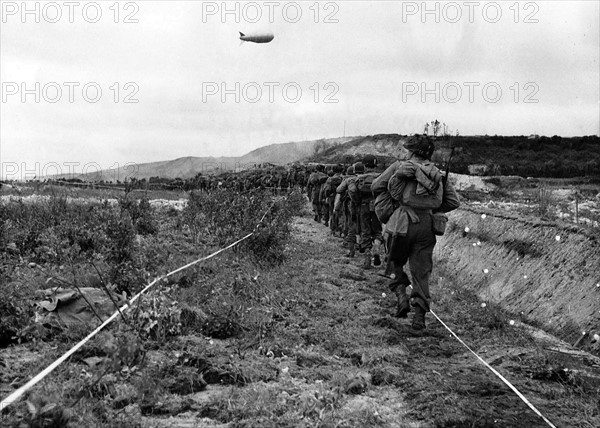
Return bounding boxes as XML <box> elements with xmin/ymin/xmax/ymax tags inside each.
<box><xmin>336</xmin><ymin>164</ymin><xmax>362</xmax><ymax>257</ymax></box>
<box><xmin>380</xmin><ymin>135</ymin><xmax>460</xmax><ymax>333</ymax></box>
<box><xmin>352</xmin><ymin>155</ymin><xmax>383</xmax><ymax>269</ymax></box>
<box><xmin>307</xmin><ymin>165</ymin><xmax>328</xmax><ymax>223</ymax></box>
<box><xmin>322</xmin><ymin>165</ymin><xmax>344</xmax><ymax>234</ymax></box>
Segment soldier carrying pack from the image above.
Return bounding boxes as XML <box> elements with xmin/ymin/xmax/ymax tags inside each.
<box><xmin>347</xmin><ymin>162</ymin><xmax>378</xmax><ymax>203</ymax></box>
<box><xmin>388</xmin><ymin>159</ymin><xmax>443</xmax><ymax>210</ymax></box>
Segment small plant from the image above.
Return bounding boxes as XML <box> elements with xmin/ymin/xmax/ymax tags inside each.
<box><xmin>23</xmin><ymin>395</ymin><xmax>71</xmax><ymax>428</ymax></box>
<box><xmin>131</xmin><ymin>286</ymin><xmax>182</xmax><ymax>341</ymax></box>
<box><xmin>537</xmin><ymin>185</ymin><xmax>556</xmax><ymax>220</ymax></box>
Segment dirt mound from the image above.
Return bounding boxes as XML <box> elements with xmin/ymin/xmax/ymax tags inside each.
<box><xmin>438</xmin><ymin>207</ymin><xmax>600</xmax><ymax>351</ymax></box>
<box><xmin>308</xmin><ymin>134</ymin><xmax>407</xmax><ymax>164</ymax></box>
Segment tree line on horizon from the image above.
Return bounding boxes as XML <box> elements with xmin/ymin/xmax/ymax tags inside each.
<box><xmin>311</xmin><ymin>134</ymin><xmax>600</xmax><ymax>178</ymax></box>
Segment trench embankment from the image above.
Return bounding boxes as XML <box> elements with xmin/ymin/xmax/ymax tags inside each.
<box><xmin>435</xmin><ymin>205</ymin><xmax>600</xmax><ymax>351</ymax></box>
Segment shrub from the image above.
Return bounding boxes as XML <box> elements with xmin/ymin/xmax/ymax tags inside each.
<box><xmin>119</xmin><ymin>195</ymin><xmax>158</xmax><ymax>235</ymax></box>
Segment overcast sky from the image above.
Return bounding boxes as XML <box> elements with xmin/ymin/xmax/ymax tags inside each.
<box><xmin>1</xmin><ymin>1</ymin><xmax>598</xmax><ymax>177</ymax></box>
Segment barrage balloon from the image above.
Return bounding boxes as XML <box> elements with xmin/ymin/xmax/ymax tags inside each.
<box><xmin>239</xmin><ymin>31</ymin><xmax>275</xmax><ymax>44</ymax></box>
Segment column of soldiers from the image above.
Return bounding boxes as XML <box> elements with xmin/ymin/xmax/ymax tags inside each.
<box><xmin>182</xmin><ymin>163</ymin><xmax>313</xmax><ymax>195</ymax></box>
<box><xmin>305</xmin><ymin>157</ymin><xmax>385</xmax><ymax>270</ymax></box>
<box><xmin>185</xmin><ymin>165</ymin><xmax>309</xmax><ymax>193</ymax></box>
<box><xmin>331</xmin><ymin>157</ymin><xmax>383</xmax><ymax>269</ymax></box>
<box><xmin>177</xmin><ymin>135</ymin><xmax>460</xmax><ymax>334</ymax></box>
<box><xmin>308</xmin><ymin>135</ymin><xmax>460</xmax><ymax>334</ymax></box>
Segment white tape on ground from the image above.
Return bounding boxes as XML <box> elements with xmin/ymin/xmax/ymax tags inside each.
<box><xmin>430</xmin><ymin>310</ymin><xmax>557</xmax><ymax>428</ymax></box>
<box><xmin>0</xmin><ymin>193</ymin><xmax>286</xmax><ymax>412</ymax></box>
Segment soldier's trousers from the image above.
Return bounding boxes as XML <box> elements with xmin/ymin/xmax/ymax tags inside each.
<box><xmin>358</xmin><ymin>201</ymin><xmax>383</xmax><ymax>252</ymax></box>
<box><xmin>312</xmin><ymin>201</ymin><xmax>322</xmax><ymax>220</ymax></box>
<box><xmin>311</xmin><ymin>190</ymin><xmax>322</xmax><ymax>220</ymax></box>
<box><xmin>328</xmin><ymin>198</ymin><xmax>339</xmax><ymax>233</ymax></box>
<box><xmin>339</xmin><ymin>208</ymin><xmax>348</xmax><ymax>237</ymax></box>
<box><xmin>387</xmin><ymin>213</ymin><xmax>436</xmax><ymax>312</ymax></box>
<box><xmin>344</xmin><ymin>204</ymin><xmax>358</xmax><ymax>245</ymax></box>
<box><xmin>321</xmin><ymin>199</ymin><xmax>330</xmax><ymax>223</ymax></box>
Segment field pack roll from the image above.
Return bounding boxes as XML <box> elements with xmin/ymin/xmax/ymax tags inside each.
<box><xmin>388</xmin><ymin>160</ymin><xmax>443</xmax><ymax>210</ymax></box>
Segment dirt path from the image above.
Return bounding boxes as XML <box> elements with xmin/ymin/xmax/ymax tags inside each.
<box><xmin>271</xmin><ymin>215</ymin><xmax>589</xmax><ymax>427</ymax></box>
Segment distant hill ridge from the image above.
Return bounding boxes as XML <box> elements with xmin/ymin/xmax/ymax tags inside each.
<box><xmin>53</xmin><ymin>137</ymin><xmax>355</xmax><ymax>181</ymax></box>
<box><xmin>308</xmin><ymin>134</ymin><xmax>600</xmax><ymax>178</ymax></box>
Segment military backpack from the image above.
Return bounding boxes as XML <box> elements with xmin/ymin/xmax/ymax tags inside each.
<box><xmin>348</xmin><ymin>173</ymin><xmax>377</xmax><ymax>203</ymax></box>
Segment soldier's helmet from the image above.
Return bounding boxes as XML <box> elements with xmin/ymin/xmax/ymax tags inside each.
<box><xmin>346</xmin><ymin>166</ymin><xmax>354</xmax><ymax>175</ymax></box>
<box><xmin>362</xmin><ymin>155</ymin><xmax>378</xmax><ymax>169</ymax></box>
<box><xmin>403</xmin><ymin>134</ymin><xmax>436</xmax><ymax>159</ymax></box>
<box><xmin>352</xmin><ymin>162</ymin><xmax>365</xmax><ymax>174</ymax></box>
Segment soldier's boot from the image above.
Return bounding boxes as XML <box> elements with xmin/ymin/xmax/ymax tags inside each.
<box><xmin>409</xmin><ymin>305</ymin><xmax>426</xmax><ymax>335</ymax></box>
<box><xmin>373</xmin><ymin>253</ymin><xmax>381</xmax><ymax>267</ymax></box>
<box><xmin>394</xmin><ymin>286</ymin><xmax>410</xmax><ymax>319</ymax></box>
<box><xmin>346</xmin><ymin>243</ymin><xmax>355</xmax><ymax>258</ymax></box>
<box><xmin>372</xmin><ymin>240</ymin><xmax>383</xmax><ymax>266</ymax></box>
<box><xmin>362</xmin><ymin>250</ymin><xmax>372</xmax><ymax>269</ymax></box>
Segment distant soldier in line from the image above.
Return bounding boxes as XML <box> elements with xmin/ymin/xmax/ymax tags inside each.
<box><xmin>336</xmin><ymin>165</ymin><xmax>354</xmax><ymax>245</ymax></box>
<box><xmin>336</xmin><ymin>164</ymin><xmax>362</xmax><ymax>257</ymax></box>
<box><xmin>380</xmin><ymin>135</ymin><xmax>460</xmax><ymax>333</ymax></box>
<box><xmin>348</xmin><ymin>156</ymin><xmax>383</xmax><ymax>269</ymax></box>
<box><xmin>323</xmin><ymin>164</ymin><xmax>345</xmax><ymax>236</ymax></box>
<box><xmin>278</xmin><ymin>168</ymin><xmax>289</xmax><ymax>193</ymax></box>
<box><xmin>307</xmin><ymin>164</ymin><xmax>328</xmax><ymax>223</ymax></box>
<box><xmin>291</xmin><ymin>165</ymin><xmax>307</xmax><ymax>194</ymax></box>
<box><xmin>260</xmin><ymin>172</ymin><xmax>271</xmax><ymax>189</ymax></box>
<box><xmin>319</xmin><ymin>166</ymin><xmax>334</xmax><ymax>226</ymax></box>
<box><xmin>287</xmin><ymin>165</ymin><xmax>300</xmax><ymax>190</ymax></box>
<box><xmin>299</xmin><ymin>166</ymin><xmax>308</xmax><ymax>193</ymax></box>
<box><xmin>198</xmin><ymin>176</ymin><xmax>207</xmax><ymax>192</ymax></box>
